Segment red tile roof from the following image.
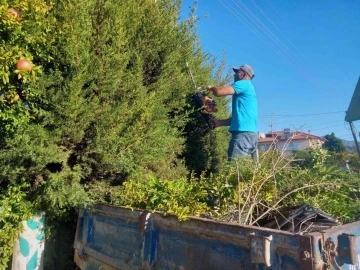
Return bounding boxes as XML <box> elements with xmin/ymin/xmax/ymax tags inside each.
<box><xmin>258</xmin><ymin>131</ymin><xmax>325</xmax><ymax>144</ymax></box>
<box><xmin>258</xmin><ymin>137</ymin><xmax>278</xmax><ymax>143</ymax></box>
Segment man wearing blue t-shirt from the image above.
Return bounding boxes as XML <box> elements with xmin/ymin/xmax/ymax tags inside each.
<box><xmin>207</xmin><ymin>64</ymin><xmax>258</xmax><ymax>160</ymax></box>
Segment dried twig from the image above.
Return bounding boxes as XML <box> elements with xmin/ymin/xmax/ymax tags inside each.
<box><xmin>251</xmin><ymin>182</ymin><xmax>334</xmax><ymax>226</ymax></box>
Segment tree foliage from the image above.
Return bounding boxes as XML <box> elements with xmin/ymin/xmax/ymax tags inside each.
<box><xmin>323</xmin><ymin>132</ymin><xmax>346</xmax><ymax>153</ymax></box>
<box><xmin>0</xmin><ymin>183</ymin><xmax>33</xmax><ymax>269</ymax></box>
<box><xmin>96</xmin><ymin>148</ymin><xmax>360</xmax><ymax>226</ymax></box>
<box><xmin>0</xmin><ymin>0</ymin><xmax>56</xmax><ymax>143</ymax></box>
<box><xmin>0</xmin><ymin>0</ymin><xmax>225</xmax><ymax>266</ymax></box>
<box><xmin>2</xmin><ymin>2</ymin><xmax>360</xmax><ymax>267</ymax></box>
<box><xmin>0</xmin><ymin>0</ymin><xmax>229</xmax><ymax>253</ymax></box>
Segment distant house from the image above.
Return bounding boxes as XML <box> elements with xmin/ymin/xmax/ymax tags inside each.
<box><xmin>258</xmin><ymin>129</ymin><xmax>325</xmax><ymax>156</ymax></box>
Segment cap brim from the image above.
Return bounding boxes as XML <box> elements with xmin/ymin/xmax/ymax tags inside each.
<box><xmin>232</xmin><ymin>67</ymin><xmax>240</xmax><ymax>72</ymax></box>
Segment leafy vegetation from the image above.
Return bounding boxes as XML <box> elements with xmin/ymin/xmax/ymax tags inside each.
<box><xmin>1</xmin><ymin>0</ymin><xmax>360</xmax><ymax>268</ymax></box>
<box><xmin>89</xmin><ymin>148</ymin><xmax>360</xmax><ymax>225</ymax></box>
<box><xmin>323</xmin><ymin>132</ymin><xmax>347</xmax><ymax>153</ymax></box>
<box><xmin>0</xmin><ymin>0</ymin><xmax>229</xmax><ymax>266</ymax></box>
<box><xmin>0</xmin><ymin>183</ymin><xmax>33</xmax><ymax>269</ymax></box>
<box><xmin>289</xmin><ymin>149</ymin><xmax>360</xmax><ymax>223</ymax></box>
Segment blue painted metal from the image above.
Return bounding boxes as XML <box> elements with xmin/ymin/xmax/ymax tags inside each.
<box><xmin>74</xmin><ymin>204</ymin><xmax>360</xmax><ymax>270</ymax></box>
<box><xmin>317</xmin><ymin>221</ymin><xmax>360</xmax><ymax>269</ymax></box>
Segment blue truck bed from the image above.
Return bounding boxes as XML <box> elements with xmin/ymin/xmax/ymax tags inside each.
<box><xmin>73</xmin><ymin>204</ymin><xmax>360</xmax><ymax>269</ymax></box>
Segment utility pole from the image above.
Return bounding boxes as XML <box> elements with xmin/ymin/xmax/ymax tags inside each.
<box><xmin>349</xmin><ymin>122</ymin><xmax>360</xmax><ymax>158</ymax></box>
<box><xmin>261</xmin><ymin>113</ymin><xmax>285</xmax><ymax>135</ymax></box>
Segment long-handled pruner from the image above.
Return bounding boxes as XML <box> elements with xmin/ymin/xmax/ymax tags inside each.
<box><xmin>186</xmin><ymin>62</ymin><xmax>217</xmax><ymax>129</ymax></box>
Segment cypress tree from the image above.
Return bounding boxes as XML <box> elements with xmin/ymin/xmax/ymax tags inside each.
<box><xmin>0</xmin><ymin>0</ymin><xmax>230</xmax><ymax>216</ymax></box>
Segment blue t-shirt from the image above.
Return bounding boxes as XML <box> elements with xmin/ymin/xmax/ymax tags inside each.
<box><xmin>230</xmin><ymin>80</ymin><xmax>258</xmax><ymax>133</ymax></box>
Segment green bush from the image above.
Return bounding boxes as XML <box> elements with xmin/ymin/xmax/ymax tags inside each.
<box><xmin>0</xmin><ymin>0</ymin><xmax>229</xmax><ymax>264</ymax></box>
<box><xmin>2</xmin><ymin>0</ymin><xmax>359</xmax><ymax>266</ymax></box>
<box><xmin>0</xmin><ymin>0</ymin><xmax>56</xmax><ymax>142</ymax></box>
<box><xmin>110</xmin><ymin>175</ymin><xmax>209</xmax><ymax>221</ymax></box>
<box><xmin>288</xmin><ymin>149</ymin><xmax>360</xmax><ymax>223</ymax></box>
<box><xmin>0</xmin><ymin>184</ymin><xmax>34</xmax><ymax>269</ymax></box>
<box><xmin>88</xmin><ymin>148</ymin><xmax>360</xmax><ymax>225</ymax></box>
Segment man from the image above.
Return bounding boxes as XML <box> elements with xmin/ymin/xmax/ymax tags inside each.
<box><xmin>207</xmin><ymin>64</ymin><xmax>258</xmax><ymax>160</ymax></box>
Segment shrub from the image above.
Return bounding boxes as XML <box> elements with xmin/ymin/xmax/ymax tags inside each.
<box><xmin>0</xmin><ymin>184</ymin><xmax>34</xmax><ymax>268</ymax></box>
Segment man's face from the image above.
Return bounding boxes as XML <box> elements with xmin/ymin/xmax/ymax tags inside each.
<box><xmin>234</xmin><ymin>69</ymin><xmax>246</xmax><ymax>82</ymax></box>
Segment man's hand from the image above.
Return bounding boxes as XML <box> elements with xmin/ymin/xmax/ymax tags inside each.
<box><xmin>207</xmin><ymin>85</ymin><xmax>235</xmax><ymax>97</ymax></box>
<box><xmin>207</xmin><ymin>85</ymin><xmax>216</xmax><ymax>92</ymax></box>
<box><xmin>211</xmin><ymin>118</ymin><xmax>220</xmax><ymax>128</ymax></box>
<box><xmin>212</xmin><ymin>118</ymin><xmax>231</xmax><ymax>128</ymax></box>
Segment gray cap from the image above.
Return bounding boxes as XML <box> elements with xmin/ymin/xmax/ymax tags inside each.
<box><xmin>233</xmin><ymin>64</ymin><xmax>255</xmax><ymax>79</ymax></box>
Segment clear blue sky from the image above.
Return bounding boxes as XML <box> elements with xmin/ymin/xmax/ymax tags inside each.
<box><xmin>180</xmin><ymin>0</ymin><xmax>360</xmax><ymax>141</ymax></box>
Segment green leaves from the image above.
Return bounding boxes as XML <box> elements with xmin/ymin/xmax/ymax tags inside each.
<box><xmin>323</xmin><ymin>132</ymin><xmax>347</xmax><ymax>153</ymax></box>
<box><xmin>0</xmin><ymin>0</ymin><xmax>231</xmax><ymax>264</ymax></box>
<box><xmin>118</xmin><ymin>175</ymin><xmax>209</xmax><ymax>220</ymax></box>
<box><xmin>0</xmin><ymin>0</ymin><xmax>56</xmax><ymax>141</ymax></box>
<box><xmin>0</xmin><ymin>183</ymin><xmax>34</xmax><ymax>269</ymax></box>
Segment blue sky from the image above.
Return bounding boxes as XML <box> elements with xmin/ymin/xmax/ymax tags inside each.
<box><xmin>180</xmin><ymin>0</ymin><xmax>360</xmax><ymax>141</ymax></box>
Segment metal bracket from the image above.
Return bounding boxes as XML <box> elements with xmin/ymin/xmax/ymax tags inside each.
<box><xmin>323</xmin><ymin>234</ymin><xmax>358</xmax><ymax>269</ymax></box>
<box><xmin>323</xmin><ymin>238</ymin><xmax>341</xmax><ymax>270</ymax></box>
<box><xmin>139</xmin><ymin>211</ymin><xmax>152</xmax><ymax>234</ymax></box>
<box><xmin>77</xmin><ymin>247</ymin><xmax>88</xmax><ymax>261</ymax></box>
<box><xmin>250</xmin><ymin>233</ymin><xmax>273</xmax><ymax>267</ymax></box>
<box><xmin>299</xmin><ymin>235</ymin><xmax>314</xmax><ymax>270</ymax></box>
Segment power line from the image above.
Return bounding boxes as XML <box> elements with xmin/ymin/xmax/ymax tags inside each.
<box><xmin>217</xmin><ymin>0</ymin><xmax>297</xmax><ymax>67</ymax></box>
<box><xmin>247</xmin><ymin>0</ymin><xmax>332</xmax><ymax>88</ymax></box>
<box><xmin>259</xmin><ymin>111</ymin><xmax>345</xmax><ymax>118</ymax></box>
<box><xmin>311</xmin><ymin>124</ymin><xmax>345</xmax><ymax>132</ymax></box>
<box><xmin>217</xmin><ymin>0</ymin><xmax>326</xmax><ymax>92</ymax></box>
<box><xmin>217</xmin><ymin>0</ymin><xmax>283</xmax><ymax>57</ymax></box>
<box><xmin>260</xmin><ymin>113</ymin><xmax>285</xmax><ymax>133</ymax></box>
<box><xmin>218</xmin><ymin>0</ymin><xmax>352</xmax><ymax>94</ymax></box>
<box><xmin>344</xmin><ymin>121</ymin><xmax>351</xmax><ymax>131</ymax></box>
<box><xmin>249</xmin><ymin>0</ymin><xmax>309</xmax><ymax>64</ymax></box>
<box><xmin>265</xmin><ymin>0</ymin><xmax>291</xmax><ymax>26</ymax></box>
<box><xmin>265</xmin><ymin>0</ymin><xmax>355</xmax><ymax>90</ymax></box>
<box><xmin>305</xmin><ymin>120</ymin><xmax>345</xmax><ymax>129</ymax></box>
<box><xmin>337</xmin><ymin>134</ymin><xmax>356</xmax><ymax>140</ymax></box>
<box><xmin>290</xmin><ymin>0</ymin><xmax>325</xmax><ymax>46</ymax></box>
<box><xmin>232</xmin><ymin>0</ymin><xmax>304</xmax><ymax>65</ymax></box>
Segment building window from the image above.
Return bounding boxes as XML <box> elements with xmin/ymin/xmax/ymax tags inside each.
<box><xmin>259</xmin><ymin>143</ymin><xmax>271</xmax><ymax>151</ymax></box>
<box><xmin>287</xmin><ymin>142</ymin><xmax>298</xmax><ymax>150</ymax></box>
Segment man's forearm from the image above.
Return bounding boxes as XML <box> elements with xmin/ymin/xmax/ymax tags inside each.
<box><xmin>207</xmin><ymin>85</ymin><xmax>235</xmax><ymax>96</ymax></box>
<box><xmin>216</xmin><ymin>118</ymin><xmax>231</xmax><ymax>127</ymax></box>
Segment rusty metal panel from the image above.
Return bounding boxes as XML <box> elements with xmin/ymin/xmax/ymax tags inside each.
<box><xmin>338</xmin><ymin>234</ymin><xmax>357</xmax><ymax>265</ymax></box>
<box><xmin>299</xmin><ymin>235</ymin><xmax>315</xmax><ymax>270</ymax></box>
<box><xmin>320</xmin><ymin>221</ymin><xmax>360</xmax><ymax>270</ymax></box>
<box><xmin>74</xmin><ymin>205</ymin><xmax>148</xmax><ymax>270</ymax></box>
<box><xmin>73</xmin><ymin>204</ymin><xmax>360</xmax><ymax>270</ymax></box>
<box><xmin>151</xmin><ymin>213</ymin><xmax>301</xmax><ymax>270</ymax></box>
<box><xmin>250</xmin><ymin>233</ymin><xmax>272</xmax><ymax>266</ymax></box>
<box><xmin>299</xmin><ymin>233</ymin><xmax>325</xmax><ymax>270</ymax></box>
<box><xmin>74</xmin><ymin>204</ymin><xmax>307</xmax><ymax>269</ymax></box>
